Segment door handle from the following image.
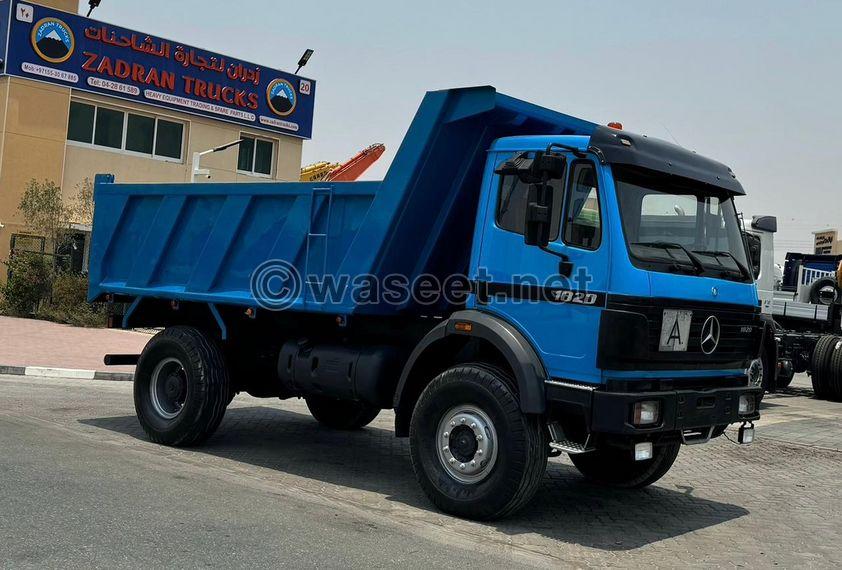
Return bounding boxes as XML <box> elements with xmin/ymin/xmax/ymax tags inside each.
<box><xmin>540</xmin><ymin>243</ymin><xmax>574</xmax><ymax>277</ymax></box>
<box><xmin>558</xmin><ymin>255</ymin><xmax>573</xmax><ymax>277</ymax></box>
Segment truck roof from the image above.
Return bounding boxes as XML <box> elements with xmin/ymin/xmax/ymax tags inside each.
<box><xmin>490</xmin><ymin>132</ymin><xmax>744</xmax><ymax>196</ymax></box>
<box><xmin>490</xmin><ymin>135</ymin><xmax>591</xmax><ymax>152</ymax></box>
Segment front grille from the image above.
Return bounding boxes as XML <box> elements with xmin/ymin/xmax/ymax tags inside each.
<box><xmin>607</xmin><ymin>295</ymin><xmax>762</xmax><ymax>367</ymax></box>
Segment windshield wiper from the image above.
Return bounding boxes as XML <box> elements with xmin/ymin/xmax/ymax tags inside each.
<box><xmin>632</xmin><ymin>241</ymin><xmax>705</xmax><ymax>275</ymax></box>
<box><xmin>693</xmin><ymin>250</ymin><xmax>751</xmax><ymax>281</ymax></box>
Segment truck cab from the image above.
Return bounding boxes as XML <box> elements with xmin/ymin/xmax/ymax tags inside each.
<box><xmin>458</xmin><ymin>127</ymin><xmax>762</xmax><ymax>461</ymax></box>
<box><xmin>746</xmin><ymin>215</ymin><xmax>842</xmax><ymax>394</ymax></box>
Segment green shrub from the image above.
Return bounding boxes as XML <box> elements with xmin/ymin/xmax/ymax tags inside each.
<box><xmin>36</xmin><ymin>272</ymin><xmax>106</xmax><ymax>328</ymax></box>
<box><xmin>0</xmin><ymin>253</ymin><xmax>53</xmax><ymax>316</ymax></box>
<box><xmin>51</xmin><ymin>272</ymin><xmax>89</xmax><ymax>308</ymax></box>
<box><xmin>36</xmin><ymin>302</ymin><xmax>106</xmax><ymax>328</ymax></box>
<box><xmin>1</xmin><ymin>256</ymin><xmax>106</xmax><ymax>327</ymax></box>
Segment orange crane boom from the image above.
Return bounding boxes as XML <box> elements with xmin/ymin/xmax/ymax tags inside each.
<box><xmin>327</xmin><ymin>143</ymin><xmax>386</xmax><ymax>182</ymax></box>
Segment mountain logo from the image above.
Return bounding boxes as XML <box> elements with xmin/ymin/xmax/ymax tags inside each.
<box><xmin>31</xmin><ymin>17</ymin><xmax>75</xmax><ymax>64</ymax></box>
<box><xmin>266</xmin><ymin>79</ymin><xmax>297</xmax><ymax>117</ymax></box>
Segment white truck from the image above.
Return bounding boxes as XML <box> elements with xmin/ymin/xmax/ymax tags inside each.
<box><xmin>745</xmin><ymin>216</ymin><xmax>842</xmax><ymax>399</ymax></box>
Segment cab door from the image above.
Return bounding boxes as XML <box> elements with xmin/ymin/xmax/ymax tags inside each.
<box><xmin>472</xmin><ymin>151</ymin><xmax>611</xmax><ymax>384</ymax></box>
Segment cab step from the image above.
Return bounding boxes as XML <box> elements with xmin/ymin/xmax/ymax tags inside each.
<box><xmin>547</xmin><ymin>422</ymin><xmax>594</xmax><ymax>455</ymax></box>
<box><xmin>549</xmin><ymin>439</ymin><xmax>594</xmax><ymax>455</ymax></box>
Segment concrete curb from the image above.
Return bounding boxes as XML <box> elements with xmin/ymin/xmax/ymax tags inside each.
<box><xmin>0</xmin><ymin>364</ymin><xmax>133</xmax><ymax>382</ymax></box>
<box><xmin>93</xmin><ymin>371</ymin><xmax>135</xmax><ymax>382</ymax></box>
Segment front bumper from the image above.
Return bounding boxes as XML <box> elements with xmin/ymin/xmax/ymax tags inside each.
<box><xmin>546</xmin><ymin>380</ymin><xmax>762</xmax><ymax>436</ymax></box>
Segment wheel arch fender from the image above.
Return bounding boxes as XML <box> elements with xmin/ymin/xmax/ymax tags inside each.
<box><xmin>393</xmin><ymin>310</ymin><xmax>548</xmax><ymax>436</ymax></box>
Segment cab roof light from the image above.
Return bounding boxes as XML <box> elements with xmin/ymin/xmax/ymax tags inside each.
<box><xmin>607</xmin><ymin>122</ymin><xmax>624</xmax><ymax>130</ymax></box>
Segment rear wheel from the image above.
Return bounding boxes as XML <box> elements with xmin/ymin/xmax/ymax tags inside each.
<box><xmin>570</xmin><ymin>443</ymin><xmax>680</xmax><ymax>488</ymax></box>
<box><xmin>134</xmin><ymin>327</ymin><xmax>230</xmax><ymax>446</ymax></box>
<box><xmin>811</xmin><ymin>335</ymin><xmax>837</xmax><ymax>399</ymax></box>
<box><xmin>828</xmin><ymin>339</ymin><xmax>842</xmax><ymax>401</ymax></box>
<box><xmin>409</xmin><ymin>364</ymin><xmax>547</xmax><ymax>520</ymax></box>
<box><xmin>305</xmin><ymin>396</ymin><xmax>380</xmax><ymax>430</ymax></box>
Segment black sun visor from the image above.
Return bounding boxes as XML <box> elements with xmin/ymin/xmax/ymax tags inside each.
<box><xmin>589</xmin><ymin>125</ymin><xmax>745</xmax><ymax>195</ymax></box>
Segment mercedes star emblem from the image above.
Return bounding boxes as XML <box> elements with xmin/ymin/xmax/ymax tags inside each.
<box><xmin>701</xmin><ymin>315</ymin><xmax>721</xmax><ymax>355</ymax></box>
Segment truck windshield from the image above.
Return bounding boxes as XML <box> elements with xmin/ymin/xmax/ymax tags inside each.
<box><xmin>614</xmin><ymin>166</ymin><xmax>751</xmax><ymax>282</ymax></box>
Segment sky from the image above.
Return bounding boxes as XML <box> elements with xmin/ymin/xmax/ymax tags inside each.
<box><xmin>82</xmin><ymin>0</ymin><xmax>842</xmax><ymax>264</ymax></box>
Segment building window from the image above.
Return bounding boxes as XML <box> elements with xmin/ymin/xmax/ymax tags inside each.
<box><xmin>66</xmin><ymin>100</ymin><xmax>184</xmax><ymax>161</ymax></box>
<box><xmin>155</xmin><ymin>120</ymin><xmax>184</xmax><ymax>160</ymax></box>
<box><xmin>94</xmin><ymin>107</ymin><xmax>124</xmax><ymax>149</ymax></box>
<box><xmin>67</xmin><ymin>102</ymin><xmax>95</xmax><ymax>143</ymax></box>
<box><xmin>237</xmin><ymin>135</ymin><xmax>275</xmax><ymax>176</ymax></box>
<box><xmin>126</xmin><ymin>114</ymin><xmax>154</xmax><ymax>154</ymax></box>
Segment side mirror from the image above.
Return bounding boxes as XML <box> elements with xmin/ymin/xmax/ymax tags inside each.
<box><xmin>751</xmin><ymin>215</ymin><xmax>777</xmax><ymax>234</ymax></box>
<box><xmin>495</xmin><ymin>151</ymin><xmax>566</xmax><ymax>183</ymax></box>
<box><xmin>524</xmin><ymin>183</ymin><xmax>553</xmax><ymax>247</ymax></box>
<box><xmin>494</xmin><ymin>151</ymin><xmax>566</xmax><ymax>248</ymax></box>
<box><xmin>534</xmin><ymin>152</ymin><xmax>566</xmax><ymax>180</ymax></box>
<box><xmin>743</xmin><ymin>231</ymin><xmax>762</xmax><ymax>279</ymax></box>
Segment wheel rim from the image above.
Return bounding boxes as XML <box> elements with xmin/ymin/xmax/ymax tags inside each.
<box><xmin>748</xmin><ymin>358</ymin><xmax>764</xmax><ymax>387</ymax></box>
<box><xmin>436</xmin><ymin>405</ymin><xmax>498</xmax><ymax>484</ymax></box>
<box><xmin>150</xmin><ymin>357</ymin><xmax>188</xmax><ymax>420</ymax></box>
<box><xmin>818</xmin><ymin>285</ymin><xmax>838</xmax><ymax>305</ymax></box>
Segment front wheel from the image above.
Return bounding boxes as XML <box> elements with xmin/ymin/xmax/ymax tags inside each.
<box><xmin>757</xmin><ymin>340</ymin><xmax>776</xmax><ymax>392</ymax></box>
<box><xmin>776</xmin><ymin>361</ymin><xmax>795</xmax><ymax>389</ymax></box>
<box><xmin>409</xmin><ymin>364</ymin><xmax>547</xmax><ymax>520</ymax></box>
<box><xmin>134</xmin><ymin>327</ymin><xmax>230</xmax><ymax>447</ymax></box>
<box><xmin>570</xmin><ymin>442</ymin><xmax>680</xmax><ymax>488</ymax></box>
<box><xmin>305</xmin><ymin>396</ymin><xmax>380</xmax><ymax>430</ymax></box>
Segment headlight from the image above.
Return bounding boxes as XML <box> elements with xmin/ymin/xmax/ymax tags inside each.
<box><xmin>632</xmin><ymin>400</ymin><xmax>661</xmax><ymax>426</ymax></box>
<box><xmin>739</xmin><ymin>394</ymin><xmax>756</xmax><ymax>415</ymax></box>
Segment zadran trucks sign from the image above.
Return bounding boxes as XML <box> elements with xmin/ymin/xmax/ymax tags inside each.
<box><xmin>1</xmin><ymin>0</ymin><xmax>316</xmax><ymax>138</ymax></box>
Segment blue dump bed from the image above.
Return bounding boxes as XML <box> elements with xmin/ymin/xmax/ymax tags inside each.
<box><xmin>89</xmin><ymin>86</ymin><xmax>597</xmax><ymax>315</ymax></box>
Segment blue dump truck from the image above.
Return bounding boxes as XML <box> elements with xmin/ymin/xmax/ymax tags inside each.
<box><xmin>90</xmin><ymin>86</ymin><xmax>765</xmax><ymax>520</ymax></box>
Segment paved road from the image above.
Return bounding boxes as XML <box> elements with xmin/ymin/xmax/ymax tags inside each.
<box><xmin>1</xmin><ymin>374</ymin><xmax>841</xmax><ymax>568</ymax></box>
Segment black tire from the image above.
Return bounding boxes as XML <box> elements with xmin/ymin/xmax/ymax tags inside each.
<box><xmin>776</xmin><ymin>362</ymin><xmax>795</xmax><ymax>389</ymax></box>
<box><xmin>570</xmin><ymin>442</ymin><xmax>680</xmax><ymax>488</ymax></box>
<box><xmin>134</xmin><ymin>326</ymin><xmax>230</xmax><ymax>447</ymax></box>
<box><xmin>305</xmin><ymin>396</ymin><xmax>380</xmax><ymax>430</ymax></box>
<box><xmin>809</xmin><ymin>277</ymin><xmax>839</xmax><ymax>306</ymax></box>
<box><xmin>810</xmin><ymin>335</ymin><xmax>837</xmax><ymax>399</ymax></box>
<box><xmin>409</xmin><ymin>364</ymin><xmax>547</xmax><ymax>520</ymax></box>
<box><xmin>757</xmin><ymin>341</ymin><xmax>775</xmax><ymax>392</ymax></box>
<box><xmin>828</xmin><ymin>338</ymin><xmax>842</xmax><ymax>402</ymax></box>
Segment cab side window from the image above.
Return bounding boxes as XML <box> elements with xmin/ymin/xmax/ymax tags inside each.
<box><xmin>496</xmin><ymin>153</ymin><xmax>563</xmax><ymax>239</ymax></box>
<box><xmin>563</xmin><ymin>162</ymin><xmax>601</xmax><ymax>249</ymax></box>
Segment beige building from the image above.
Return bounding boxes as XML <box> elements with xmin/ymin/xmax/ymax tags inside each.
<box><xmin>0</xmin><ymin>0</ymin><xmax>309</xmax><ymax>281</ymax></box>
